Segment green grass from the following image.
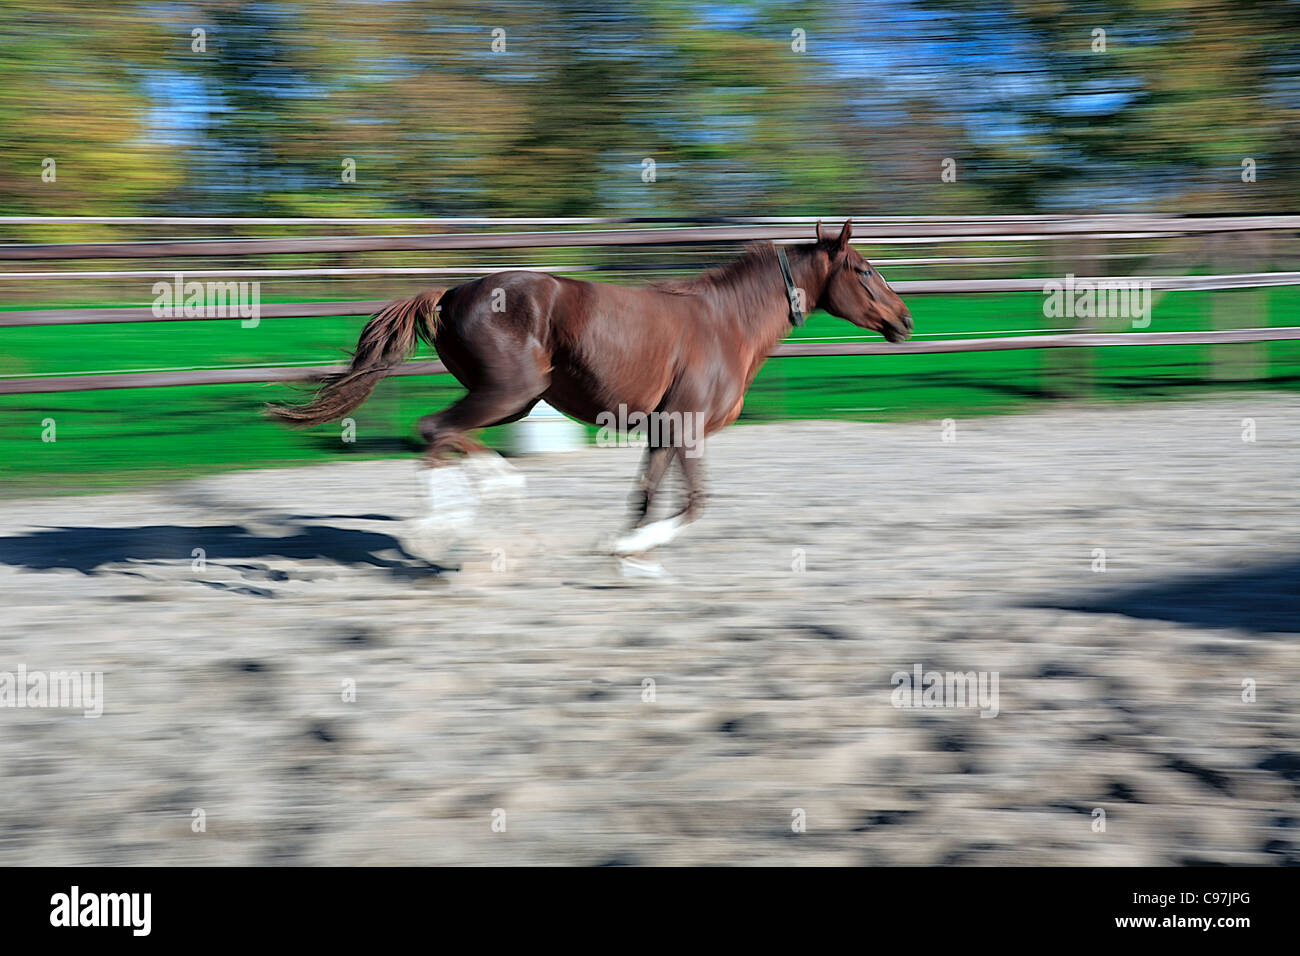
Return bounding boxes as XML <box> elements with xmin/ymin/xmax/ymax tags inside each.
<box><xmin>3</xmin><ymin>287</ymin><xmax>1298</xmax><ymax>496</ymax></box>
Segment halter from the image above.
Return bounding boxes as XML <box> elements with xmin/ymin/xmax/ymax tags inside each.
<box><xmin>776</xmin><ymin>247</ymin><xmax>805</xmax><ymax>327</ymax></box>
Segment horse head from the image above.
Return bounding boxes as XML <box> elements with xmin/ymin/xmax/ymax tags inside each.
<box><xmin>814</xmin><ymin>220</ymin><xmax>912</xmax><ymax>343</ymax></box>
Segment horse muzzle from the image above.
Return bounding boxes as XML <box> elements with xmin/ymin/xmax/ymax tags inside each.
<box><xmin>883</xmin><ymin>310</ymin><xmax>913</xmax><ymax>343</ymax></box>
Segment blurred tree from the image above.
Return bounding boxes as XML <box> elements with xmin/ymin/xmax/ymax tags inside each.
<box><xmin>0</xmin><ymin>2</ymin><xmax>181</xmax><ymax>232</ymax></box>
<box><xmin>912</xmin><ymin>0</ymin><xmax>1300</xmax><ymax>212</ymax></box>
<box><xmin>3</xmin><ymin>0</ymin><xmax>1299</xmax><ymax>229</ymax></box>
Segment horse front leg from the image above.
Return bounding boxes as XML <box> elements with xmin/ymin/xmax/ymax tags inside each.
<box><xmin>612</xmin><ymin>443</ymin><xmax>706</xmax><ymax>570</ymax></box>
<box><xmin>672</xmin><ymin>442</ymin><xmax>707</xmax><ymax>525</ymax></box>
<box><xmin>625</xmin><ymin>444</ymin><xmax>674</xmax><ymax>529</ymax></box>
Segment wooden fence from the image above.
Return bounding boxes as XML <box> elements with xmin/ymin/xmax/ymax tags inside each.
<box><xmin>2</xmin><ymin>214</ymin><xmax>1298</xmax><ymax>396</ymax></box>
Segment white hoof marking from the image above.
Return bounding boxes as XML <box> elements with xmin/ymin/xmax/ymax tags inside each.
<box><xmin>618</xmin><ymin>555</ymin><xmax>671</xmax><ymax>579</ymax></box>
<box><xmin>464</xmin><ymin>451</ymin><xmax>527</xmax><ymax>502</ymax></box>
<box><xmin>612</xmin><ymin>515</ymin><xmax>684</xmax><ymax>556</ymax></box>
<box><xmin>418</xmin><ymin>464</ymin><xmax>478</xmax><ymax>538</ymax></box>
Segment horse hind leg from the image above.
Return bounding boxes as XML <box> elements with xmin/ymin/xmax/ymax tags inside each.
<box><xmin>462</xmin><ymin>398</ymin><xmax>540</xmax><ymax>508</ymax></box>
<box><xmin>411</xmin><ymin>388</ymin><xmax>540</xmax><ymax>559</ymax></box>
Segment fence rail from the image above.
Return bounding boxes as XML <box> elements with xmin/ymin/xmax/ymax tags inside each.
<box><xmin>4</xmin><ymin>215</ymin><xmax>1300</xmax><ymax>260</ymax></box>
<box><xmin>5</xmin><ymin>271</ymin><xmax>1300</xmax><ymax>328</ymax></box>
<box><xmin>5</xmin><ymin>213</ymin><xmax>1300</xmax><ymax>229</ymax></box>
<box><xmin>5</xmin><ymin>327</ymin><xmax>1299</xmax><ymax>396</ymax></box>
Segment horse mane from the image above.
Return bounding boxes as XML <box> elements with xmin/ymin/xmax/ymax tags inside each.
<box><xmin>653</xmin><ymin>241</ymin><xmax>809</xmax><ymax>321</ymax></box>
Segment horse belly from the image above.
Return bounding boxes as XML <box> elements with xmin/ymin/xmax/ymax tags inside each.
<box><xmin>540</xmin><ymin>282</ymin><xmax>684</xmax><ymax>422</ymax></box>
<box><xmin>541</xmin><ymin>369</ymin><xmax>669</xmax><ymax>426</ymax></box>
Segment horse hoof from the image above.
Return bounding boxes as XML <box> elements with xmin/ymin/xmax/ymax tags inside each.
<box><xmin>464</xmin><ymin>452</ymin><xmax>527</xmax><ymax>502</ymax></box>
<box><xmin>414</xmin><ymin>463</ymin><xmax>478</xmax><ymax>545</ymax></box>
<box><xmin>611</xmin><ymin>515</ymin><xmax>685</xmax><ymax>557</ymax></box>
<box><xmin>618</xmin><ymin>555</ymin><xmax>671</xmax><ymax>580</ymax></box>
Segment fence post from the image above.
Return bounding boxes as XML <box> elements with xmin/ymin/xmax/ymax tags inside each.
<box><xmin>1044</xmin><ymin>237</ymin><xmax>1097</xmax><ymax>399</ymax></box>
<box><xmin>1211</xmin><ymin>231</ymin><xmax>1266</xmax><ymax>382</ymax></box>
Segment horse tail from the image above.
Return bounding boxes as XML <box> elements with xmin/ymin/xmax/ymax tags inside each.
<box><xmin>266</xmin><ymin>288</ymin><xmax>445</xmax><ymax>427</ymax></box>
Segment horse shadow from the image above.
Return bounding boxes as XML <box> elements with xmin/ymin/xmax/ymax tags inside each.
<box><xmin>0</xmin><ymin>518</ymin><xmax>443</xmax><ymax>582</ymax></box>
<box><xmin>1037</xmin><ymin>555</ymin><xmax>1300</xmax><ymax>635</ymax></box>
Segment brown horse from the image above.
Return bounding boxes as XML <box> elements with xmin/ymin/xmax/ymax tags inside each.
<box><xmin>269</xmin><ymin>220</ymin><xmax>911</xmax><ymax>567</ymax></box>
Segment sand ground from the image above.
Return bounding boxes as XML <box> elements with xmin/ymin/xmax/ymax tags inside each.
<box><xmin>1</xmin><ymin>395</ymin><xmax>1297</xmax><ymax>865</ymax></box>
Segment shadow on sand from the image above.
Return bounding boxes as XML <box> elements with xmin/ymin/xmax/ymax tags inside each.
<box><xmin>1040</xmin><ymin>555</ymin><xmax>1300</xmax><ymax>634</ymax></box>
<box><xmin>0</xmin><ymin>518</ymin><xmax>442</xmax><ymax>580</ymax></box>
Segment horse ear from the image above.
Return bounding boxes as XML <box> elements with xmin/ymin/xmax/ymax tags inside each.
<box><xmin>816</xmin><ymin>220</ymin><xmax>827</xmax><ymax>243</ymax></box>
<box><xmin>836</xmin><ymin>219</ymin><xmax>853</xmax><ymax>252</ymax></box>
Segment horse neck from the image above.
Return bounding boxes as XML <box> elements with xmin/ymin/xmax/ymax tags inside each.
<box><xmin>742</xmin><ymin>248</ymin><xmax>825</xmax><ymax>352</ymax></box>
